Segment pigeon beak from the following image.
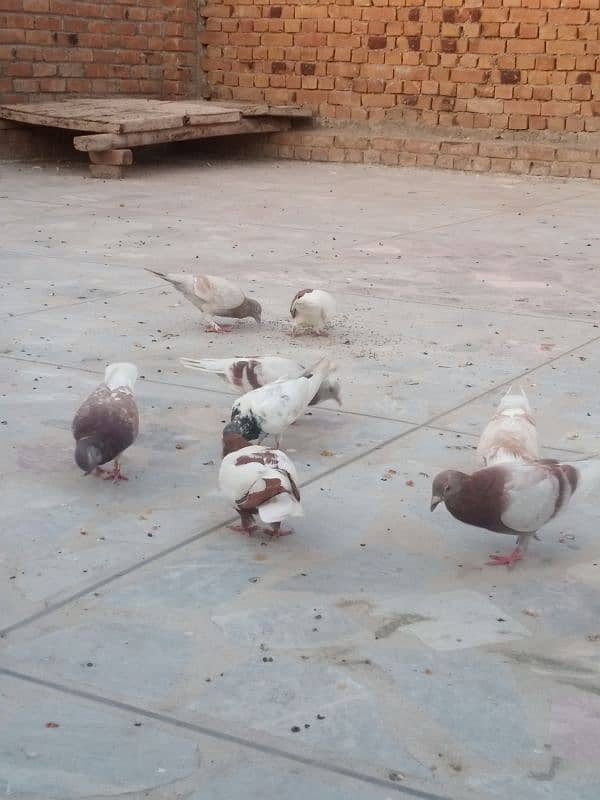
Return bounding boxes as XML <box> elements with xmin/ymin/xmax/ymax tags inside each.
<box><xmin>430</xmin><ymin>496</ymin><xmax>442</xmax><ymax>512</ymax></box>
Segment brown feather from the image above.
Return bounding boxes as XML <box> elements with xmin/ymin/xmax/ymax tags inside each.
<box><xmin>72</xmin><ymin>385</ymin><xmax>138</xmax><ymax>464</ymax></box>
<box><xmin>290</xmin><ymin>288</ymin><xmax>313</xmax><ymax>317</ymax></box>
<box><xmin>445</xmin><ymin>468</ymin><xmax>512</xmax><ymax>534</ymax></box>
<box><xmin>237</xmin><ymin>477</ymin><xmax>289</xmax><ymax>512</ymax></box>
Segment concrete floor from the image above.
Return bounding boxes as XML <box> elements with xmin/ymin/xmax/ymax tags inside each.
<box><xmin>1</xmin><ymin>154</ymin><xmax>600</xmax><ymax>800</ymax></box>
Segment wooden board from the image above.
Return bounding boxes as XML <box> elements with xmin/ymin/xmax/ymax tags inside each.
<box><xmin>74</xmin><ymin>118</ymin><xmax>291</xmax><ymax>152</ymax></box>
<box><xmin>221</xmin><ymin>102</ymin><xmax>313</xmax><ymax>118</ymax></box>
<box><xmin>0</xmin><ymin>99</ymin><xmax>241</xmax><ymax>134</ymax></box>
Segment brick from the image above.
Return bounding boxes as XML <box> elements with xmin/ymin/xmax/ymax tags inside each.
<box><xmin>440</xmin><ymin>141</ymin><xmax>478</xmax><ymax>156</ymax></box>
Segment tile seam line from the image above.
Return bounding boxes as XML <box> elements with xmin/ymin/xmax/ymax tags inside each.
<box><xmin>1</xmin><ymin>187</ymin><xmax>593</xmax><ymax>239</ymax></box>
<box><xmin>7</xmin><ymin>284</ymin><xmax>167</xmax><ymax>318</ymax></box>
<box><xmin>0</xmin><ymin>667</ymin><xmax>453</xmax><ymax>800</ymax></box>
<box><xmin>352</xmin><ymin>188</ymin><xmax>596</xmax><ymax>243</ymax></box>
<box><xmin>338</xmin><ymin>291</ymin><xmax>599</xmax><ymax>326</ymax></box>
<box><xmin>2</xmin><ymin>330</ymin><xmax>598</xmax><ymax>638</ymax></box>
<box><xmin>0</xmin><ymin>353</ymin><xmax>592</xmax><ymax>451</ymax></box>
<box><xmin>0</xmin><ymin>351</ymin><xmax>587</xmax><ymax>454</ymax></box>
<box><xmin>5</xmin><ymin>273</ymin><xmax>598</xmax><ymax>328</ymax></box>
<box><xmin>0</xmin><ymin>352</ymin><xmax>421</xmax><ymax>425</ymax></box>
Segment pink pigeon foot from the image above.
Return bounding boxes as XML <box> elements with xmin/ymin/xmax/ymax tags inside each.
<box><xmin>488</xmin><ymin>546</ymin><xmax>523</xmax><ymax>566</ymax></box>
<box><xmin>93</xmin><ymin>466</ymin><xmax>107</xmax><ymax>478</ymax></box>
<box><xmin>205</xmin><ymin>321</ymin><xmax>234</xmax><ymax>333</ymax></box>
<box><xmin>229</xmin><ymin>523</ymin><xmax>258</xmax><ymax>535</ymax></box>
<box><xmin>313</xmin><ymin>330</ymin><xmax>329</xmax><ymax>337</ymax></box>
<box><xmin>102</xmin><ymin>462</ymin><xmax>128</xmax><ymax>483</ymax></box>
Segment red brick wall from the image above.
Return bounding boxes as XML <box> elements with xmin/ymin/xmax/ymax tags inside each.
<box><xmin>201</xmin><ymin>0</ymin><xmax>600</xmax><ymax>134</ymax></box>
<box><xmin>0</xmin><ymin>0</ymin><xmax>199</xmax><ymax>103</ymax></box>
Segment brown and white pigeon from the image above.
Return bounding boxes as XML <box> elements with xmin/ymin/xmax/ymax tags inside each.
<box><xmin>290</xmin><ymin>288</ymin><xmax>335</xmax><ymax>336</ymax></box>
<box><xmin>180</xmin><ymin>355</ymin><xmax>341</xmax><ymax>406</ymax></box>
<box><xmin>477</xmin><ymin>385</ymin><xmax>539</xmax><ymax>467</ymax></box>
<box><xmin>219</xmin><ymin>432</ymin><xmax>303</xmax><ymax>537</ymax></box>
<box><xmin>430</xmin><ymin>458</ymin><xmax>600</xmax><ymax>566</ymax></box>
<box><xmin>72</xmin><ymin>363</ymin><xmax>139</xmax><ymax>482</ymax></box>
<box><xmin>225</xmin><ymin>357</ymin><xmax>333</xmax><ymax>447</ymax></box>
<box><xmin>145</xmin><ymin>269</ymin><xmax>261</xmax><ymax>333</ymax></box>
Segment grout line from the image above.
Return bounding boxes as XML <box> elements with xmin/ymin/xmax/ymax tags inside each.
<box><xmin>0</xmin><ymin>667</ymin><xmax>452</xmax><ymax>800</ymax></box>
<box><xmin>6</xmin><ymin>285</ymin><xmax>163</xmax><ymax>319</ymax></box>
<box><xmin>425</xmin><ymin>423</ymin><xmax>586</xmax><ymax>456</ymax></box>
<box><xmin>339</xmin><ymin>290</ymin><xmax>599</xmax><ymax>327</ymax></box>
<box><xmin>2</xmin><ymin>329</ymin><xmax>599</xmax><ymax>638</ymax></box>
<box><xmin>3</xmin><ymin>255</ymin><xmax>597</xmax><ymax>327</ymax></box>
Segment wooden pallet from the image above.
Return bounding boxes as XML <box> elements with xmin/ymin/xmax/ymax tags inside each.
<box><xmin>0</xmin><ymin>98</ymin><xmax>311</xmax><ymax>178</ymax></box>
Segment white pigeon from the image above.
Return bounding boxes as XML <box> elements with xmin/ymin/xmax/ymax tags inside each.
<box><xmin>290</xmin><ymin>288</ymin><xmax>336</xmax><ymax>336</ymax></box>
<box><xmin>219</xmin><ymin>435</ymin><xmax>303</xmax><ymax>537</ymax></box>
<box><xmin>431</xmin><ymin>457</ymin><xmax>600</xmax><ymax>566</ymax></box>
<box><xmin>145</xmin><ymin>269</ymin><xmax>261</xmax><ymax>333</ymax></box>
<box><xmin>180</xmin><ymin>355</ymin><xmax>341</xmax><ymax>406</ymax></box>
<box><xmin>226</xmin><ymin>357</ymin><xmax>334</xmax><ymax>447</ymax></box>
<box><xmin>477</xmin><ymin>385</ymin><xmax>539</xmax><ymax>467</ymax></box>
<box><xmin>72</xmin><ymin>362</ymin><xmax>139</xmax><ymax>483</ymax></box>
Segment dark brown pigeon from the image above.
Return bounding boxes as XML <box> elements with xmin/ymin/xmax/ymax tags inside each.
<box><xmin>72</xmin><ymin>363</ymin><xmax>139</xmax><ymax>483</ymax></box>
<box><xmin>430</xmin><ymin>458</ymin><xmax>599</xmax><ymax>566</ymax></box>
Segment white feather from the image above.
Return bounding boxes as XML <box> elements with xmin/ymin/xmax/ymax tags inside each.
<box><xmin>477</xmin><ymin>384</ymin><xmax>539</xmax><ymax>467</ymax></box>
<box><xmin>218</xmin><ymin>445</ymin><xmax>302</xmax><ymax>524</ymax></box>
<box><xmin>232</xmin><ymin>358</ymin><xmax>332</xmax><ymax>437</ymax></box>
<box><xmin>104</xmin><ymin>362</ymin><xmax>138</xmax><ymax>392</ymax></box>
<box><xmin>500</xmin><ymin>463</ymin><xmax>563</xmax><ymax>532</ymax></box>
<box><xmin>145</xmin><ymin>270</ymin><xmax>246</xmax><ymax>317</ymax></box>
<box><xmin>180</xmin><ymin>356</ymin><xmax>305</xmax><ymax>390</ymax></box>
<box><xmin>291</xmin><ymin>289</ymin><xmax>336</xmax><ymax>333</ymax></box>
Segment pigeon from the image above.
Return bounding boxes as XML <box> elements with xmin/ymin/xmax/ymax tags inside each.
<box><xmin>477</xmin><ymin>385</ymin><xmax>539</xmax><ymax>467</ymax></box>
<box><xmin>220</xmin><ymin>432</ymin><xmax>303</xmax><ymax>537</ymax></box>
<box><xmin>290</xmin><ymin>288</ymin><xmax>336</xmax><ymax>336</ymax></box>
<box><xmin>226</xmin><ymin>357</ymin><xmax>334</xmax><ymax>447</ymax></box>
<box><xmin>72</xmin><ymin>363</ymin><xmax>139</xmax><ymax>482</ymax></box>
<box><xmin>145</xmin><ymin>269</ymin><xmax>261</xmax><ymax>333</ymax></box>
<box><xmin>430</xmin><ymin>458</ymin><xmax>600</xmax><ymax>566</ymax></box>
<box><xmin>180</xmin><ymin>356</ymin><xmax>341</xmax><ymax>407</ymax></box>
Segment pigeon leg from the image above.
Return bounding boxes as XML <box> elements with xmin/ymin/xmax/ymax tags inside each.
<box><xmin>102</xmin><ymin>460</ymin><xmax>128</xmax><ymax>483</ymax></box>
<box><xmin>93</xmin><ymin>466</ymin><xmax>108</xmax><ymax>477</ymax></box>
<box><xmin>488</xmin><ymin>533</ymin><xmax>531</xmax><ymax>566</ymax></box>
<box><xmin>269</xmin><ymin>522</ymin><xmax>293</xmax><ymax>538</ymax></box>
<box><xmin>205</xmin><ymin>320</ymin><xmax>234</xmax><ymax>334</ymax></box>
<box><xmin>488</xmin><ymin>547</ymin><xmax>523</xmax><ymax>566</ymax></box>
<box><xmin>313</xmin><ymin>329</ymin><xmax>329</xmax><ymax>337</ymax></box>
<box><xmin>229</xmin><ymin>510</ymin><xmax>257</xmax><ymax>535</ymax></box>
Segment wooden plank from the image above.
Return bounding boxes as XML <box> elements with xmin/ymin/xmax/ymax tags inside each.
<box><xmin>0</xmin><ymin>104</ymin><xmax>124</xmax><ymax>133</ymax></box>
<box><xmin>88</xmin><ymin>149</ymin><xmax>133</xmax><ymax>165</ymax></box>
<box><xmin>120</xmin><ymin>109</ymin><xmax>240</xmax><ymax>132</ymax></box>
<box><xmin>73</xmin><ymin>118</ymin><xmax>291</xmax><ymax>152</ymax></box>
<box><xmin>217</xmin><ymin>101</ymin><xmax>313</xmax><ymax>118</ymax></box>
<box><xmin>0</xmin><ymin>99</ymin><xmax>242</xmax><ymax>134</ymax></box>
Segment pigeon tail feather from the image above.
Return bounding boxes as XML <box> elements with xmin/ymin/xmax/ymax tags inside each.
<box><xmin>104</xmin><ymin>362</ymin><xmax>138</xmax><ymax>391</ymax></box>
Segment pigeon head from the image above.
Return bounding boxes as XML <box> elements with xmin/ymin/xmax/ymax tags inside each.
<box><xmin>430</xmin><ymin>470</ymin><xmax>468</xmax><ymax>511</ymax></box>
<box><xmin>222</xmin><ymin>421</ymin><xmax>250</xmax><ymax>457</ymax></box>
<box><xmin>245</xmin><ymin>297</ymin><xmax>262</xmax><ymax>324</ymax></box>
<box><xmin>75</xmin><ymin>436</ymin><xmax>105</xmax><ymax>475</ymax></box>
<box><xmin>309</xmin><ymin>378</ymin><xmax>342</xmax><ymax>407</ymax></box>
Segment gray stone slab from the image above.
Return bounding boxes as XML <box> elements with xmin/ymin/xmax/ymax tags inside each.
<box><xmin>0</xmin><ymin>673</ymin><xmax>200</xmax><ymax>799</ymax></box>
<box><xmin>436</xmin><ymin>340</ymin><xmax>600</xmax><ymax>452</ymax></box>
<box><xmin>2</xmin><ymin>157</ymin><xmax>600</xmax><ymax>799</ymax></box>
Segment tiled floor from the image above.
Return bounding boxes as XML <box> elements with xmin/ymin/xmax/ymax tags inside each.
<box><xmin>1</xmin><ymin>155</ymin><xmax>600</xmax><ymax>799</ymax></box>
